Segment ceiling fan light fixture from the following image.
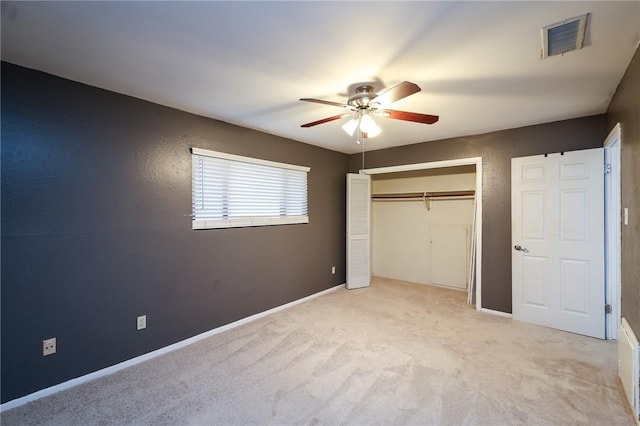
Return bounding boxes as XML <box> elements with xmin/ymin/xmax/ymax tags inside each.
<box><xmin>341</xmin><ymin>118</ymin><xmax>359</xmax><ymax>136</ymax></box>
<box><xmin>300</xmin><ymin>81</ymin><xmax>439</xmax><ymax>144</ymax></box>
<box><xmin>360</xmin><ymin>114</ymin><xmax>381</xmax><ymax>138</ymax></box>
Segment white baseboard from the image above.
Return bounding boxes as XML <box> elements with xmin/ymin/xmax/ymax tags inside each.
<box><xmin>0</xmin><ymin>283</ymin><xmax>345</xmax><ymax>412</ymax></box>
<box><xmin>480</xmin><ymin>308</ymin><xmax>513</xmax><ymax>318</ymax></box>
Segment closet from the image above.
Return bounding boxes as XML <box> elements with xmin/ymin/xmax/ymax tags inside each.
<box><xmin>371</xmin><ymin>165</ymin><xmax>476</xmax><ymax>291</ymax></box>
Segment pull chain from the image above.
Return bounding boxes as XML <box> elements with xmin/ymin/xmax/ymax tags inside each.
<box><xmin>360</xmin><ymin>128</ymin><xmax>365</xmax><ymax>172</ymax></box>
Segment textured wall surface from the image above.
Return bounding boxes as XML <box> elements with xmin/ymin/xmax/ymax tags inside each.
<box><xmin>348</xmin><ymin>116</ymin><xmax>608</xmax><ymax>313</ymax></box>
<box><xmin>1</xmin><ymin>62</ymin><xmax>348</xmax><ymax>403</ymax></box>
<box><xmin>607</xmin><ymin>46</ymin><xmax>640</xmax><ymax>335</ymax></box>
<box><xmin>3</xmin><ymin>54</ymin><xmax>630</xmax><ymax>404</ymax></box>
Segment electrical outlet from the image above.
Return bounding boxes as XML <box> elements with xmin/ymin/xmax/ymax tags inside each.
<box><xmin>43</xmin><ymin>337</ymin><xmax>56</xmax><ymax>356</ymax></box>
<box><xmin>137</xmin><ymin>315</ymin><xmax>147</xmax><ymax>330</ymax></box>
<box><xmin>331</xmin><ymin>266</ymin><xmax>336</xmax><ymax>275</ymax></box>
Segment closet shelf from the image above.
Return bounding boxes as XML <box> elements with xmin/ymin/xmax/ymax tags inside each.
<box><xmin>371</xmin><ymin>190</ymin><xmax>475</xmax><ymax>200</ymax></box>
<box><xmin>371</xmin><ymin>190</ymin><xmax>475</xmax><ymax>211</ymax></box>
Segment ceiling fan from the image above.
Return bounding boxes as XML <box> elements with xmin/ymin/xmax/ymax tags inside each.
<box><xmin>300</xmin><ymin>81</ymin><xmax>439</xmax><ymax>142</ymax></box>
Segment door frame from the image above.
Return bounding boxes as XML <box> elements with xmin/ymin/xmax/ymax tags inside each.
<box><xmin>361</xmin><ymin>156</ymin><xmax>484</xmax><ymax>311</ymax></box>
<box><xmin>604</xmin><ymin>123</ymin><xmax>622</xmax><ymax>340</ymax></box>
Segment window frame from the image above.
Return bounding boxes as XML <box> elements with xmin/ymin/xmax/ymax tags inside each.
<box><xmin>191</xmin><ymin>147</ymin><xmax>310</xmax><ymax>230</ymax></box>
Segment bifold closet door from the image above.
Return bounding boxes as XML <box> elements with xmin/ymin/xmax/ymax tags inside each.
<box><xmin>346</xmin><ymin>173</ymin><xmax>371</xmax><ymax>289</ymax></box>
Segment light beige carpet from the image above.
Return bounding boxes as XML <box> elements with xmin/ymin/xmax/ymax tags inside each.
<box><xmin>1</xmin><ymin>277</ymin><xmax>635</xmax><ymax>425</ymax></box>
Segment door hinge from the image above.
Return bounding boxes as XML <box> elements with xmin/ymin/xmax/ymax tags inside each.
<box><xmin>605</xmin><ymin>304</ymin><xmax>612</xmax><ymax>314</ymax></box>
<box><xmin>605</xmin><ymin>163</ymin><xmax>611</xmax><ymax>174</ymax></box>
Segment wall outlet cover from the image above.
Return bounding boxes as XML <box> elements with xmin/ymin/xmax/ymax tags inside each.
<box><xmin>43</xmin><ymin>337</ymin><xmax>56</xmax><ymax>356</ymax></box>
<box><xmin>137</xmin><ymin>315</ymin><xmax>147</xmax><ymax>330</ymax></box>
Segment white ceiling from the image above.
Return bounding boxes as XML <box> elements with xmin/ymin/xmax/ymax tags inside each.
<box><xmin>2</xmin><ymin>1</ymin><xmax>639</xmax><ymax>154</ymax></box>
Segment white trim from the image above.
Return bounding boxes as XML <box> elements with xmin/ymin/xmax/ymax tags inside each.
<box><xmin>364</xmin><ymin>157</ymin><xmax>482</xmax><ymax>175</ymax></box>
<box><xmin>361</xmin><ymin>156</ymin><xmax>483</xmax><ymax>311</ymax></box>
<box><xmin>193</xmin><ymin>215</ymin><xmax>309</xmax><ymax>230</ymax></box>
<box><xmin>0</xmin><ymin>283</ymin><xmax>345</xmax><ymax>412</ymax></box>
<box><xmin>481</xmin><ymin>308</ymin><xmax>513</xmax><ymax>318</ymax></box>
<box><xmin>604</xmin><ymin>123</ymin><xmax>622</xmax><ymax>146</ymax></box>
<box><xmin>604</xmin><ymin>123</ymin><xmax>622</xmax><ymax>340</ymax></box>
<box><xmin>191</xmin><ymin>147</ymin><xmax>310</xmax><ymax>172</ymax></box>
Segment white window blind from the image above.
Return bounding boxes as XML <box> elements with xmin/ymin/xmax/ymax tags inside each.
<box><xmin>191</xmin><ymin>147</ymin><xmax>309</xmax><ymax>229</ymax></box>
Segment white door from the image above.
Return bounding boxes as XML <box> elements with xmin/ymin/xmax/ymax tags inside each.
<box><xmin>346</xmin><ymin>173</ymin><xmax>371</xmax><ymax>289</ymax></box>
<box><xmin>512</xmin><ymin>149</ymin><xmax>604</xmax><ymax>338</ymax></box>
<box><xmin>430</xmin><ymin>224</ymin><xmax>469</xmax><ymax>289</ymax></box>
<box><xmin>604</xmin><ymin>124</ymin><xmax>621</xmax><ymax>340</ymax></box>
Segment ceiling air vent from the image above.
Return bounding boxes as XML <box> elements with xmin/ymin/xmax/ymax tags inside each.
<box><xmin>541</xmin><ymin>13</ymin><xmax>589</xmax><ymax>59</ymax></box>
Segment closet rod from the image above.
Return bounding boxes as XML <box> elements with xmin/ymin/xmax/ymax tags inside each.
<box><xmin>371</xmin><ymin>190</ymin><xmax>475</xmax><ymax>200</ymax></box>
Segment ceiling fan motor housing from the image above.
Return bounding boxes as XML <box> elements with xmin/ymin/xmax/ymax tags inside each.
<box><xmin>349</xmin><ymin>85</ymin><xmax>376</xmax><ymax>108</ymax></box>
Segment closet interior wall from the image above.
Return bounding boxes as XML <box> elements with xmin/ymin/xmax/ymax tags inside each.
<box><xmin>371</xmin><ymin>165</ymin><xmax>476</xmax><ymax>290</ymax></box>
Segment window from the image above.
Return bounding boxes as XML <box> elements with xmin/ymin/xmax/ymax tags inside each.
<box><xmin>191</xmin><ymin>148</ymin><xmax>309</xmax><ymax>229</ymax></box>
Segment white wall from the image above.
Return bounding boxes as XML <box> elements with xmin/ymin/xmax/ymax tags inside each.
<box><xmin>371</xmin><ymin>166</ymin><xmax>476</xmax><ymax>288</ymax></box>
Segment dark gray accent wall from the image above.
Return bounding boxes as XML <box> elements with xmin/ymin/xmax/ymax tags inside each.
<box><xmin>0</xmin><ymin>62</ymin><xmax>348</xmax><ymax>403</ymax></box>
<box><xmin>607</xmin><ymin>46</ymin><xmax>640</xmax><ymax>335</ymax></box>
<box><xmin>348</xmin><ymin>116</ymin><xmax>608</xmax><ymax>313</ymax></box>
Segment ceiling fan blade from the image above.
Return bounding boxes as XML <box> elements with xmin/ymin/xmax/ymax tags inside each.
<box><xmin>301</xmin><ymin>114</ymin><xmax>350</xmax><ymax>128</ymax></box>
<box><xmin>300</xmin><ymin>98</ymin><xmax>352</xmax><ymax>109</ymax></box>
<box><xmin>373</xmin><ymin>81</ymin><xmax>421</xmax><ymax>106</ymax></box>
<box><xmin>384</xmin><ymin>109</ymin><xmax>439</xmax><ymax>124</ymax></box>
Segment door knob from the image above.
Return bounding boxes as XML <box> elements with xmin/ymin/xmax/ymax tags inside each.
<box><xmin>514</xmin><ymin>245</ymin><xmax>529</xmax><ymax>253</ymax></box>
